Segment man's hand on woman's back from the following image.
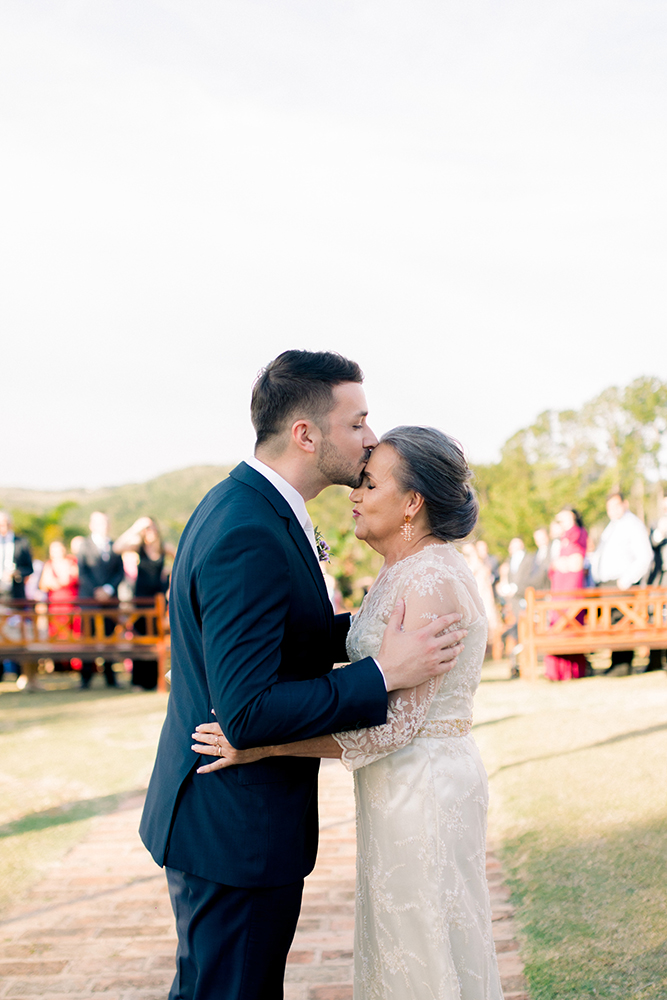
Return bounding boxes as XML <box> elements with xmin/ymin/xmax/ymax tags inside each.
<box><xmin>377</xmin><ymin>599</ymin><xmax>467</xmax><ymax>692</ymax></box>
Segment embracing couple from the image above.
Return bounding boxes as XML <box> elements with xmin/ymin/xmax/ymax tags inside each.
<box><xmin>140</xmin><ymin>350</ymin><xmax>504</xmax><ymax>1000</ymax></box>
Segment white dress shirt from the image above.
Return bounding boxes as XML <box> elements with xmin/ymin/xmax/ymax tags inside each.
<box><xmin>245</xmin><ymin>456</ymin><xmax>318</xmax><ymax>558</ymax></box>
<box><xmin>592</xmin><ymin>511</ymin><xmax>653</xmax><ymax>590</ymax></box>
<box><xmin>0</xmin><ymin>532</ymin><xmax>16</xmax><ymax>591</ymax></box>
<box><xmin>0</xmin><ymin>533</ymin><xmax>15</xmax><ymax>573</ymax></box>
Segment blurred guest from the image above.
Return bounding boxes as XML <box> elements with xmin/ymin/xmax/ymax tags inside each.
<box><xmin>496</xmin><ymin>538</ymin><xmax>533</xmax><ymax>669</ymax></box>
<box><xmin>463</xmin><ymin>541</ymin><xmax>498</xmax><ymax>639</ymax></box>
<box><xmin>0</xmin><ymin>511</ymin><xmax>33</xmax><ymax>599</ymax></box>
<box><xmin>0</xmin><ymin>512</ymin><xmax>34</xmax><ymax>684</ymax></box>
<box><xmin>78</xmin><ymin>512</ymin><xmax>125</xmax><ymax>689</ymax></box>
<box><xmin>24</xmin><ymin>560</ymin><xmax>46</xmax><ymax>601</ymax></box>
<box><xmin>506</xmin><ymin>537</ymin><xmax>532</xmax><ymax>626</ymax></box>
<box><xmin>583</xmin><ymin>526</ymin><xmax>601</xmax><ymax>588</ymax></box>
<box><xmin>39</xmin><ymin>540</ymin><xmax>80</xmax><ymax>638</ymax></box>
<box><xmin>475</xmin><ymin>539</ymin><xmax>500</xmax><ymax>599</ymax></box>
<box><xmin>114</xmin><ymin>517</ymin><xmax>172</xmax><ymax>689</ymax></box>
<box><xmin>70</xmin><ymin>535</ymin><xmax>84</xmax><ymax>557</ymax></box>
<box><xmin>21</xmin><ymin>560</ymin><xmax>46</xmax><ymax>689</ymax></box>
<box><xmin>118</xmin><ymin>551</ymin><xmax>140</xmax><ymax>602</ymax></box>
<box><xmin>528</xmin><ymin>527</ymin><xmax>552</xmax><ymax>591</ymax></box>
<box><xmin>648</xmin><ymin>496</ymin><xmax>667</xmax><ymax>586</ymax></box>
<box><xmin>549</xmin><ymin>517</ymin><xmax>563</xmax><ymax>557</ymax></box>
<box><xmin>544</xmin><ymin>509</ymin><xmax>589</xmax><ymax>681</ymax></box>
<box><xmin>646</xmin><ymin>496</ymin><xmax>667</xmax><ymax>670</ymax></box>
<box><xmin>591</xmin><ymin>492</ymin><xmax>653</xmax><ymax>674</ymax></box>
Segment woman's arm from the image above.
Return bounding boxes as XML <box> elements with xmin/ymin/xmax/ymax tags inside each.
<box><xmin>553</xmin><ymin>552</ymin><xmax>584</xmax><ymax>574</ymax></box>
<box><xmin>192</xmin><ymin>723</ymin><xmax>341</xmax><ymax>774</ymax></box>
<box><xmin>112</xmin><ymin>517</ymin><xmax>153</xmax><ymax>554</ymax></box>
<box><xmin>38</xmin><ymin>562</ymin><xmax>56</xmax><ymax>592</ymax></box>
<box><xmin>191</xmin><ymin>563</ymin><xmax>471</xmax><ymax>774</ymax></box>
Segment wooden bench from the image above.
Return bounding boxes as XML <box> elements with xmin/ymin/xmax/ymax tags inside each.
<box><xmin>517</xmin><ymin>585</ymin><xmax>667</xmax><ymax>680</ymax></box>
<box><xmin>0</xmin><ymin>595</ymin><xmax>170</xmax><ymax>691</ymax></box>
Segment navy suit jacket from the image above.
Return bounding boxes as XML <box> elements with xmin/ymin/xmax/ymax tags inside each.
<box><xmin>140</xmin><ymin>462</ymin><xmax>388</xmax><ymax>888</ymax></box>
<box><xmin>77</xmin><ymin>537</ymin><xmax>125</xmax><ymax>598</ymax></box>
<box><xmin>5</xmin><ymin>535</ymin><xmax>33</xmax><ymax>599</ymax></box>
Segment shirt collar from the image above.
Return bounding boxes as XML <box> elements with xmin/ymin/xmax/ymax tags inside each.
<box><xmin>245</xmin><ymin>456</ymin><xmax>311</xmax><ymax>534</ymax></box>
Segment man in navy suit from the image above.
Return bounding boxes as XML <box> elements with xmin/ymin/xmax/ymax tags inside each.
<box><xmin>77</xmin><ymin>512</ymin><xmax>125</xmax><ymax>689</ymax></box>
<box><xmin>140</xmin><ymin>351</ymin><xmax>466</xmax><ymax>1000</ymax></box>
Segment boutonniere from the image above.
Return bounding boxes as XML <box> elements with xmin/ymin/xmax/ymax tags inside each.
<box><xmin>314</xmin><ymin>526</ymin><xmax>330</xmax><ymax>563</ymax></box>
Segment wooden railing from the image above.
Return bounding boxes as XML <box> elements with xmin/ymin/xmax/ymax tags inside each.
<box><xmin>0</xmin><ymin>595</ymin><xmax>170</xmax><ymax>691</ymax></box>
<box><xmin>517</xmin><ymin>586</ymin><xmax>667</xmax><ymax>680</ymax></box>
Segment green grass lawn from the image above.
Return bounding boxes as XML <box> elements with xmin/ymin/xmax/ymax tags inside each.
<box><xmin>0</xmin><ymin>673</ymin><xmax>168</xmax><ymax>916</ymax></box>
<box><xmin>1</xmin><ymin>665</ymin><xmax>666</xmax><ymax>998</ymax></box>
<box><xmin>475</xmin><ymin>665</ymin><xmax>667</xmax><ymax>1000</ymax></box>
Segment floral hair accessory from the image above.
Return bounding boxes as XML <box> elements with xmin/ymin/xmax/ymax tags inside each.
<box><xmin>314</xmin><ymin>526</ymin><xmax>330</xmax><ymax>563</ymax></box>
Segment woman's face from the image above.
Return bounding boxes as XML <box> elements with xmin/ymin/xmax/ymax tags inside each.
<box><xmin>349</xmin><ymin>443</ymin><xmax>411</xmax><ymax>553</ymax></box>
<box><xmin>49</xmin><ymin>541</ymin><xmax>66</xmax><ymax>560</ymax></box>
<box><xmin>555</xmin><ymin>509</ymin><xmax>576</xmax><ymax>532</ymax></box>
<box><xmin>143</xmin><ymin>522</ymin><xmax>158</xmax><ymax>544</ymax></box>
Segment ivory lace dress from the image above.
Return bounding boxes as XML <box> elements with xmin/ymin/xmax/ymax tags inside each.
<box><xmin>334</xmin><ymin>544</ymin><xmax>504</xmax><ymax>1000</ymax></box>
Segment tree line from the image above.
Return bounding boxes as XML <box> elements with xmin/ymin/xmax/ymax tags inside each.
<box><xmin>473</xmin><ymin>376</ymin><xmax>667</xmax><ymax>555</ymax></box>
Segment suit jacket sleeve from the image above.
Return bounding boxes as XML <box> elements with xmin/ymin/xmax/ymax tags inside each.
<box><xmin>106</xmin><ymin>552</ymin><xmax>125</xmax><ymax>594</ymax></box>
<box><xmin>199</xmin><ymin>523</ymin><xmax>387</xmax><ymax>750</ymax></box>
<box><xmin>331</xmin><ymin>613</ymin><xmax>352</xmax><ymax>663</ymax></box>
<box><xmin>77</xmin><ymin>551</ymin><xmax>94</xmax><ymax>596</ymax></box>
<box><xmin>14</xmin><ymin>538</ymin><xmax>33</xmax><ymax>581</ymax></box>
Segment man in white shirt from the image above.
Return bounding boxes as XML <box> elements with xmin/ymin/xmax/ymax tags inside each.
<box><xmin>592</xmin><ymin>492</ymin><xmax>653</xmax><ymax>673</ymax></box>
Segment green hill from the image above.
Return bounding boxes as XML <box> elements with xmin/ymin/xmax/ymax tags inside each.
<box><xmin>0</xmin><ymin>465</ymin><xmax>232</xmax><ymax>545</ymax></box>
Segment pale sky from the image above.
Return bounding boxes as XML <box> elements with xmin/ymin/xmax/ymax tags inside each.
<box><xmin>2</xmin><ymin>0</ymin><xmax>666</xmax><ymax>489</ymax></box>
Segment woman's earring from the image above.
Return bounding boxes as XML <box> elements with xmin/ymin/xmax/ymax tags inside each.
<box><xmin>401</xmin><ymin>515</ymin><xmax>414</xmax><ymax>541</ymax></box>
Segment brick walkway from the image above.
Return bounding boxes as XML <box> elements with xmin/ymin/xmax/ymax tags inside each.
<box><xmin>0</xmin><ymin>761</ymin><xmax>528</xmax><ymax>999</ymax></box>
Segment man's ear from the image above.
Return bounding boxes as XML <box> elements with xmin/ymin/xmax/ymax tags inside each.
<box><xmin>291</xmin><ymin>418</ymin><xmax>319</xmax><ymax>454</ymax></box>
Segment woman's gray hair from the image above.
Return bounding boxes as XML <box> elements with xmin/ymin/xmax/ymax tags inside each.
<box><xmin>380</xmin><ymin>426</ymin><xmax>478</xmax><ymax>541</ymax></box>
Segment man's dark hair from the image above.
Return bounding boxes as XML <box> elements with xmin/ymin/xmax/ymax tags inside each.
<box><xmin>251</xmin><ymin>350</ymin><xmax>363</xmax><ymax>447</ymax></box>
<box><xmin>608</xmin><ymin>491</ymin><xmax>625</xmax><ymax>503</ymax></box>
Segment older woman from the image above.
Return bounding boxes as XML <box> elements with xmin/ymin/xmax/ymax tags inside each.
<box><xmin>193</xmin><ymin>427</ymin><xmax>503</xmax><ymax>999</ymax></box>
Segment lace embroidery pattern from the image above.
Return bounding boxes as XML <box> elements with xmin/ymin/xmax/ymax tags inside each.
<box><xmin>417</xmin><ymin>717</ymin><xmax>473</xmax><ymax>738</ymax></box>
<box><xmin>334</xmin><ymin>544</ymin><xmax>487</xmax><ymax>772</ymax></box>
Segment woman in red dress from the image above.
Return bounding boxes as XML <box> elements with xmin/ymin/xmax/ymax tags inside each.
<box><xmin>39</xmin><ymin>540</ymin><xmax>80</xmax><ymax>640</ymax></box>
<box><xmin>544</xmin><ymin>508</ymin><xmax>589</xmax><ymax>680</ymax></box>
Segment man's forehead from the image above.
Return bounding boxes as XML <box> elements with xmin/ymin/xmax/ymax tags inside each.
<box><xmin>331</xmin><ymin>381</ymin><xmax>368</xmax><ymax>413</ymax></box>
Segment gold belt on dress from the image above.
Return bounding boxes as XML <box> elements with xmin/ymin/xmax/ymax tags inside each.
<box><xmin>416</xmin><ymin>718</ymin><xmax>472</xmax><ymax>738</ymax></box>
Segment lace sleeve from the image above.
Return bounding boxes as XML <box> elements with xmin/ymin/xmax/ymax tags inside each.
<box><xmin>333</xmin><ymin>562</ymin><xmax>474</xmax><ymax>771</ymax></box>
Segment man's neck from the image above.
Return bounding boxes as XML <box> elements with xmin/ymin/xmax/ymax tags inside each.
<box><xmin>252</xmin><ymin>451</ymin><xmax>324</xmax><ymax>502</ymax></box>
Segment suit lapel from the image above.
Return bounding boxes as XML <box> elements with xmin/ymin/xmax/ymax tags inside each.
<box><xmin>229</xmin><ymin>463</ymin><xmax>331</xmax><ymax>615</ymax></box>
